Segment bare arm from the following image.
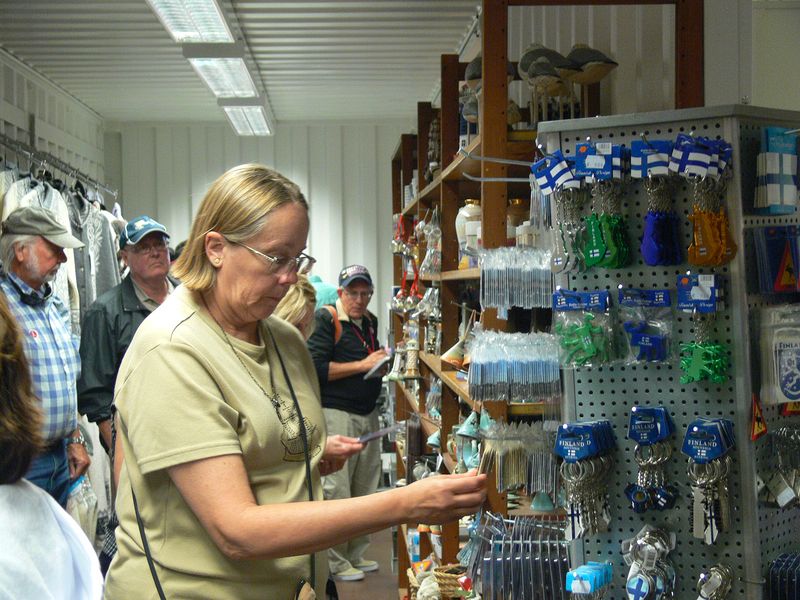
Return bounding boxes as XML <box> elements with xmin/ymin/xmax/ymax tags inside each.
<box><xmin>167</xmin><ymin>454</ymin><xmax>486</xmax><ymax>561</ymax></box>
<box><xmin>327</xmin><ymin>349</ymin><xmax>387</xmax><ymax>382</ymax></box>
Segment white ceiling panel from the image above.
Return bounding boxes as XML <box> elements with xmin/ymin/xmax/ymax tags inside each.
<box><xmin>0</xmin><ymin>0</ymin><xmax>479</xmax><ymax>124</ymax></box>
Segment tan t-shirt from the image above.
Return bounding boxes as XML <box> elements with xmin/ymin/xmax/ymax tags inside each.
<box><xmin>104</xmin><ymin>285</ymin><xmax>328</xmax><ymax>600</ymax></box>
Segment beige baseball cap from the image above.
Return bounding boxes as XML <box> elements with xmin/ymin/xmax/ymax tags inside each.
<box><xmin>1</xmin><ymin>206</ymin><xmax>84</xmax><ymax>249</ymax></box>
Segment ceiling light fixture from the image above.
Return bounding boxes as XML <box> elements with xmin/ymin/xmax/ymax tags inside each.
<box><xmin>182</xmin><ymin>43</ymin><xmax>258</xmax><ymax>98</ymax></box>
<box><xmin>145</xmin><ymin>0</ymin><xmax>233</xmax><ymax>43</ymax></box>
<box><xmin>218</xmin><ymin>98</ymin><xmax>274</xmax><ymax>136</ymax></box>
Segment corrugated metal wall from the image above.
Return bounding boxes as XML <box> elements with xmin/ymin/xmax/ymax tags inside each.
<box><xmin>111</xmin><ymin>119</ymin><xmax>410</xmax><ymax>338</ymax></box>
<box><xmin>0</xmin><ymin>50</ymin><xmax>105</xmax><ymax>180</ymax></box>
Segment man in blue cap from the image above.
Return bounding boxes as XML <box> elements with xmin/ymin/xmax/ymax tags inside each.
<box><xmin>77</xmin><ymin>215</ymin><xmax>175</xmax><ymax>572</ymax></box>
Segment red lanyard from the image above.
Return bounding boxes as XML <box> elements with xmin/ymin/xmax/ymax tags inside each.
<box><xmin>349</xmin><ymin>320</ymin><xmax>377</xmax><ymax>354</ymax></box>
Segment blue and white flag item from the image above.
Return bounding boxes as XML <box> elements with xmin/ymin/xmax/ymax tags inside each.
<box><xmin>532</xmin><ymin>150</ymin><xmax>581</xmax><ymax>196</ymax></box>
<box><xmin>669</xmin><ymin>133</ymin><xmax>712</xmax><ymax>178</ymax></box>
<box><xmin>755</xmin><ymin>127</ymin><xmax>799</xmax><ymax>214</ymax></box>
<box><xmin>631</xmin><ymin>139</ymin><xmax>672</xmax><ymax>178</ymax></box>
<box><xmin>756</xmin><ymin>152</ymin><xmax>798</xmax><ymax>212</ymax></box>
<box><xmin>574</xmin><ymin>142</ymin><xmax>626</xmax><ymax>181</ymax></box>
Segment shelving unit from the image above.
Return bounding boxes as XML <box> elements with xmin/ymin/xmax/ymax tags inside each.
<box><xmin>389</xmin><ymin>2</ymin><xmax>706</xmax><ymax>598</ymax></box>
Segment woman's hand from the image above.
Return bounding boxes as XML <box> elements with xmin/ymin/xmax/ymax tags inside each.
<box><xmin>402</xmin><ymin>470</ymin><xmax>487</xmax><ymax>524</ymax></box>
<box><xmin>319</xmin><ymin>435</ymin><xmax>364</xmax><ymax>476</ymax></box>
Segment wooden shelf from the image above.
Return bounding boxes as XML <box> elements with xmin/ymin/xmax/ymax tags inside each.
<box><xmin>419</xmin><ymin>352</ymin><xmax>444</xmax><ymax>378</ymax></box>
<box><xmin>402</xmin><ymin>197</ymin><xmax>419</xmax><ymax>216</ymax></box>
<box><xmin>437</xmin><ymin>366</ymin><xmax>548</xmax><ymax>416</ymax></box>
<box><xmin>440</xmin><ymin>267</ymin><xmax>480</xmax><ymax>281</ymax></box>
<box><xmin>440</xmin><ymin>371</ymin><xmax>473</xmax><ymax>407</ymax></box>
<box><xmin>396</xmin><ymin>381</ymin><xmax>419</xmax><ymax>413</ymax></box>
<box><xmin>419</xmin><ymin>412</ymin><xmax>440</xmax><ymax>438</ymax></box>
<box><xmin>508</xmin><ymin>402</ymin><xmax>547</xmax><ymax>416</ymax></box>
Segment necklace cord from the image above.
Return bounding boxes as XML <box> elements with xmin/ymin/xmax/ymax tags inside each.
<box><xmin>201</xmin><ymin>294</ymin><xmax>316</xmax><ymax>588</ymax></box>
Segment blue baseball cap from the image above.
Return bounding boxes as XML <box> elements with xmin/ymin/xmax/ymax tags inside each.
<box><xmin>338</xmin><ymin>264</ymin><xmax>373</xmax><ymax>288</ymax></box>
<box><xmin>119</xmin><ymin>215</ymin><xmax>169</xmax><ymax>250</ymax></box>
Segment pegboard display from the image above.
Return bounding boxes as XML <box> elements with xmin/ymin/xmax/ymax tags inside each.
<box><xmin>538</xmin><ymin>105</ymin><xmax>800</xmax><ymax>600</ymax></box>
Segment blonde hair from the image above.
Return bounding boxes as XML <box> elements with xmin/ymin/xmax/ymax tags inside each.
<box><xmin>0</xmin><ymin>293</ymin><xmax>43</xmax><ymax>484</ymax></box>
<box><xmin>172</xmin><ymin>164</ymin><xmax>308</xmax><ymax>291</ymax></box>
<box><xmin>274</xmin><ymin>275</ymin><xmax>317</xmax><ymax>334</ymax></box>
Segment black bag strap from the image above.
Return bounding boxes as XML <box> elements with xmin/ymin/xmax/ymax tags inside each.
<box><xmin>266</xmin><ymin>326</ymin><xmax>316</xmax><ymax>589</ymax></box>
<box><xmin>131</xmin><ymin>486</ymin><xmax>167</xmax><ymax>600</ymax></box>
<box><xmin>127</xmin><ymin>326</ymin><xmax>317</xmax><ymax>599</ymax></box>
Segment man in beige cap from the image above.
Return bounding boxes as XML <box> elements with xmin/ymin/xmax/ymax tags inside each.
<box><xmin>0</xmin><ymin>206</ymin><xmax>90</xmax><ymax>507</ymax></box>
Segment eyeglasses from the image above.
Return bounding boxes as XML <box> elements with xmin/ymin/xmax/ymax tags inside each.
<box><xmin>226</xmin><ymin>237</ymin><xmax>316</xmax><ymax>275</ymax></box>
<box><xmin>343</xmin><ymin>290</ymin><xmax>373</xmax><ymax>300</ymax></box>
<box><xmin>129</xmin><ymin>238</ymin><xmax>169</xmax><ymax>255</ymax></box>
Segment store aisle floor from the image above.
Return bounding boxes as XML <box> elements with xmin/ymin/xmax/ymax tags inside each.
<box><xmin>334</xmin><ymin>525</ymin><xmax>397</xmax><ymax>600</ymax></box>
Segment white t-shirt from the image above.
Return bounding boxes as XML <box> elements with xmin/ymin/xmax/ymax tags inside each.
<box><xmin>0</xmin><ymin>479</ymin><xmax>103</xmax><ymax>600</ymax></box>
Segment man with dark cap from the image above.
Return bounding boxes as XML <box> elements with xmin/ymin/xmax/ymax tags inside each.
<box><xmin>0</xmin><ymin>206</ymin><xmax>90</xmax><ymax>507</ymax></box>
<box><xmin>77</xmin><ymin>214</ymin><xmax>174</xmax><ymax>573</ymax></box>
<box><xmin>307</xmin><ymin>264</ymin><xmax>388</xmax><ymax>582</ymax></box>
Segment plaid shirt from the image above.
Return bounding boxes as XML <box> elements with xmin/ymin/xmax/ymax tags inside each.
<box><xmin>0</xmin><ymin>272</ymin><xmax>80</xmax><ymax>442</ymax></box>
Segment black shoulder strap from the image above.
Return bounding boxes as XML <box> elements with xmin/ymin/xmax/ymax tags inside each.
<box><xmin>128</xmin><ymin>327</ymin><xmax>317</xmax><ymax>598</ymax></box>
<box><xmin>266</xmin><ymin>325</ymin><xmax>316</xmax><ymax>590</ymax></box>
<box><xmin>131</xmin><ymin>486</ymin><xmax>167</xmax><ymax>600</ymax></box>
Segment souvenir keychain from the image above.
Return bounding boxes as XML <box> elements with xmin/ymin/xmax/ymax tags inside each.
<box><xmin>532</xmin><ymin>150</ymin><xmax>583</xmax><ymax>273</ymax></box>
<box><xmin>670</xmin><ymin>134</ymin><xmax>737</xmax><ymax>267</ymax></box>
<box><xmin>553</xmin><ymin>289</ymin><xmax>615</xmax><ymax>368</ymax></box>
<box><xmin>625</xmin><ymin>406</ymin><xmax>677</xmax><ymax>513</ymax></box>
<box><xmin>632</xmin><ymin>137</ymin><xmax>681</xmax><ymax>266</ymax></box>
<box><xmin>621</xmin><ymin>525</ymin><xmax>677</xmax><ymax>600</ymax></box>
<box><xmin>575</xmin><ymin>140</ymin><xmax>630</xmax><ymax>269</ymax></box>
<box><xmin>618</xmin><ymin>287</ymin><xmax>673</xmax><ymax>364</ymax></box>
<box><xmin>682</xmin><ymin>418</ymin><xmax>735</xmax><ymax>545</ymax></box>
<box><xmin>555</xmin><ymin>420</ymin><xmax>616</xmax><ymax>539</ymax></box>
<box><xmin>677</xmin><ymin>273</ymin><xmax>729</xmax><ymax>384</ymax></box>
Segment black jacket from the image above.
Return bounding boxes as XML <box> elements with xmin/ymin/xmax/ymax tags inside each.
<box><xmin>77</xmin><ymin>275</ymin><xmax>171</xmax><ymax>423</ymax></box>
<box><xmin>306</xmin><ymin>298</ymin><xmax>383</xmax><ymax>416</ymax></box>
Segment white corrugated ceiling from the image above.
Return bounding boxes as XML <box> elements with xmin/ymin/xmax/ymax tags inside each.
<box><xmin>0</xmin><ymin>0</ymin><xmax>479</xmax><ymax>123</ymax></box>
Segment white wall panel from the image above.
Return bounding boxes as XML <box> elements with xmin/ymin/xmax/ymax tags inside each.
<box><xmin>0</xmin><ymin>49</ymin><xmax>104</xmax><ymax>181</ymax></box>
<box><xmin>505</xmin><ymin>5</ymin><xmax>676</xmax><ymax>117</ymax></box>
<box><xmin>111</xmin><ymin>120</ymin><xmax>410</xmax><ymax>340</ymax></box>
<box><xmin>752</xmin><ymin>1</ymin><xmax>800</xmax><ymax>110</ymax></box>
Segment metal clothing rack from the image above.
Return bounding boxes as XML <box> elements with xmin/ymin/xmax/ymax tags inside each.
<box><xmin>0</xmin><ymin>132</ymin><xmax>118</xmax><ymax>199</ymax></box>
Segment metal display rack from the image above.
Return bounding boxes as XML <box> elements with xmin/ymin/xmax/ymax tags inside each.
<box><xmin>538</xmin><ymin>104</ymin><xmax>800</xmax><ymax>600</ymax></box>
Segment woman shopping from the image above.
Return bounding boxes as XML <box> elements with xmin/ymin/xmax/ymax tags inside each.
<box><xmin>104</xmin><ymin>163</ymin><xmax>487</xmax><ymax>600</ymax></box>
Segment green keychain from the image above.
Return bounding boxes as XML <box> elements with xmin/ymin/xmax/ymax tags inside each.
<box><xmin>582</xmin><ymin>213</ymin><xmax>607</xmax><ymax>268</ymax></box>
<box><xmin>679</xmin><ymin>341</ymin><xmax>729</xmax><ymax>384</ymax></box>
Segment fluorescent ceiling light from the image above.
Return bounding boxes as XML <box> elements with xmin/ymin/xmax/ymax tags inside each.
<box><xmin>146</xmin><ymin>0</ymin><xmax>233</xmax><ymax>43</ymax></box>
<box><xmin>223</xmin><ymin>106</ymin><xmax>272</xmax><ymax>136</ymax></box>
<box><xmin>188</xmin><ymin>57</ymin><xmax>257</xmax><ymax>98</ymax></box>
<box><xmin>219</xmin><ymin>97</ymin><xmax>274</xmax><ymax>136</ymax></box>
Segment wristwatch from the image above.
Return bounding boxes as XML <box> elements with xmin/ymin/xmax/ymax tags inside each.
<box><xmin>66</xmin><ymin>433</ymin><xmax>86</xmax><ymax>447</ymax></box>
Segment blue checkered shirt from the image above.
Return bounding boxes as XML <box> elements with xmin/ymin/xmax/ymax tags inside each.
<box><xmin>0</xmin><ymin>273</ymin><xmax>80</xmax><ymax>442</ymax></box>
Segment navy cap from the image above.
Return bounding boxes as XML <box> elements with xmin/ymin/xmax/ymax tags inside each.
<box><xmin>119</xmin><ymin>215</ymin><xmax>169</xmax><ymax>250</ymax></box>
<box><xmin>338</xmin><ymin>264</ymin><xmax>372</xmax><ymax>288</ymax></box>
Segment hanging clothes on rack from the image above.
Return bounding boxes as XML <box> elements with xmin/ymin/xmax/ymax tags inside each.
<box><xmin>3</xmin><ymin>175</ymin><xmax>81</xmax><ymax>332</ymax></box>
<box><xmin>0</xmin><ymin>157</ymin><xmax>18</xmax><ymax>205</ymax></box>
<box><xmin>66</xmin><ymin>188</ymin><xmax>121</xmax><ymax>321</ymax></box>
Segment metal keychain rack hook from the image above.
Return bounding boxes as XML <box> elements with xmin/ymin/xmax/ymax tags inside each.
<box><xmin>463</xmin><ymin>172</ymin><xmax>531</xmax><ymax>183</ymax></box>
<box><xmin>458</xmin><ymin>146</ymin><xmax>533</xmax><ymax>167</ymax></box>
